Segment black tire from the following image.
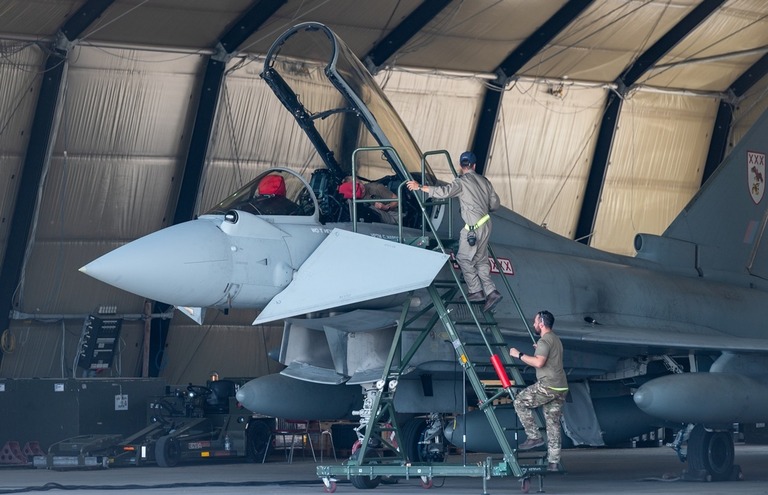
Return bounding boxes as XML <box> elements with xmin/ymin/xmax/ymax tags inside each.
<box><xmin>351</xmin><ymin>473</ymin><xmax>381</xmax><ymax>490</ymax></box>
<box><xmin>402</xmin><ymin>417</ymin><xmax>444</xmax><ymax>463</ymax></box>
<box><xmin>155</xmin><ymin>435</ymin><xmax>181</xmax><ymax>467</ymax></box>
<box><xmin>246</xmin><ymin>419</ymin><xmax>272</xmax><ymax>462</ymax></box>
<box><xmin>402</xmin><ymin>418</ymin><xmax>427</xmax><ymax>463</ymax></box>
<box><xmin>350</xmin><ymin>447</ymin><xmax>381</xmax><ymax>489</ymax></box>
<box><xmin>687</xmin><ymin>425</ymin><xmax>734</xmax><ymax>481</ymax></box>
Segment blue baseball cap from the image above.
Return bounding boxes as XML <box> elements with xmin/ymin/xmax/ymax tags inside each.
<box><xmin>459</xmin><ymin>151</ymin><xmax>476</xmax><ymax>166</ymax></box>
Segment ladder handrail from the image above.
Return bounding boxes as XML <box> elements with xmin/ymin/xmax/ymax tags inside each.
<box><xmin>420</xmin><ymin>149</ymin><xmax>456</xmax><ymax>240</ymax></box>
<box><xmin>426</xmin><ymin>285</ymin><xmax>523</xmax><ymax>477</ymax></box>
<box><xmin>346</xmin><ymin>145</ymin><xmax>547</xmax><ymax>477</ymax></box>
<box><xmin>487</xmin><ymin>245</ymin><xmax>537</xmax><ymax>345</ymax></box>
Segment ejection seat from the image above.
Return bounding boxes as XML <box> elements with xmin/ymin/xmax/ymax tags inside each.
<box><xmin>310</xmin><ymin>169</ymin><xmax>345</xmax><ymax>223</ymax></box>
<box><xmin>309</xmin><ymin>169</ymin><xmax>379</xmax><ymax>224</ymax></box>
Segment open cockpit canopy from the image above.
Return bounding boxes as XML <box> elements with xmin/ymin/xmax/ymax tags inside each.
<box><xmin>261</xmin><ymin>22</ymin><xmax>438</xmax><ymax>186</ymax></box>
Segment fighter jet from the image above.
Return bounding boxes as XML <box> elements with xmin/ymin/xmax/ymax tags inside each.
<box><xmin>80</xmin><ymin>22</ymin><xmax>768</xmax><ymax>481</ymax></box>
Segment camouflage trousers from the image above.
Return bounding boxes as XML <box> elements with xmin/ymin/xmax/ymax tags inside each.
<box><xmin>514</xmin><ymin>381</ymin><xmax>567</xmax><ymax>463</ymax></box>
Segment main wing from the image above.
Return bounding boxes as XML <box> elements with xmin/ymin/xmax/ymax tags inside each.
<box><xmin>254</xmin><ymin>228</ymin><xmax>449</xmax><ymax>324</ymax></box>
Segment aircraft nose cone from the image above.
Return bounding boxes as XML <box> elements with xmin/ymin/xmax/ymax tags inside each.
<box><xmin>80</xmin><ymin>219</ymin><xmax>232</xmax><ymax>307</ymax></box>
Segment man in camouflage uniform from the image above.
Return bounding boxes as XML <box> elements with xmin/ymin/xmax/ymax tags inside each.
<box><xmin>405</xmin><ymin>151</ymin><xmax>503</xmax><ymax>312</ymax></box>
<box><xmin>509</xmin><ymin>310</ymin><xmax>568</xmax><ymax>472</ymax></box>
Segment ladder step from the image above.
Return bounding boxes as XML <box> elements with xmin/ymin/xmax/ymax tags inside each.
<box><xmin>463</xmin><ymin>342</ymin><xmax>507</xmax><ymax>347</ymax></box>
<box><xmin>451</xmin><ymin>321</ymin><xmax>497</xmax><ymax>327</ymax></box>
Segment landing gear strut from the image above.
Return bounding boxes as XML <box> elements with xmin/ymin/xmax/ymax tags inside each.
<box><xmin>676</xmin><ymin>424</ymin><xmax>741</xmax><ymax>481</ymax></box>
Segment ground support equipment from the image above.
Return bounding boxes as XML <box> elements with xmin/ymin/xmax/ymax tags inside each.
<box><xmin>317</xmin><ymin>147</ymin><xmax>555</xmax><ymax>492</ymax></box>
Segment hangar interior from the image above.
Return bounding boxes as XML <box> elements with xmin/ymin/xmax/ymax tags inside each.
<box><xmin>0</xmin><ymin>1</ymin><xmax>767</xmax><ymax>455</ymax></box>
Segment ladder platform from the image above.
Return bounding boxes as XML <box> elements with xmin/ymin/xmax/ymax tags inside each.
<box><xmin>317</xmin><ymin>456</ymin><xmax>550</xmax><ymax>482</ymax></box>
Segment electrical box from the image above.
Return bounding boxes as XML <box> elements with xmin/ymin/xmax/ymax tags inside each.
<box><xmin>77</xmin><ymin>315</ymin><xmax>122</xmax><ymax>371</ymax></box>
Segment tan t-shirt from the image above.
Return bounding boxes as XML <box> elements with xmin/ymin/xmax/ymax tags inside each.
<box><xmin>534</xmin><ymin>332</ymin><xmax>568</xmax><ymax>389</ymax></box>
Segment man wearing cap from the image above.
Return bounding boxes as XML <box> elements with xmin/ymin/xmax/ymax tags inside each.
<box><xmin>406</xmin><ymin>151</ymin><xmax>503</xmax><ymax>312</ymax></box>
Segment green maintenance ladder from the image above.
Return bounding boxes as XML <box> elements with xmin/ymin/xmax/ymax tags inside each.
<box><xmin>316</xmin><ymin>278</ymin><xmax>550</xmax><ymax>494</ymax></box>
<box><xmin>316</xmin><ymin>148</ymin><xmax>551</xmax><ymax>493</ymax></box>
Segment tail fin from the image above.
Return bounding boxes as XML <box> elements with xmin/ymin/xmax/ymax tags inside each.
<box><xmin>660</xmin><ymin>108</ymin><xmax>768</xmax><ymax>281</ymax></box>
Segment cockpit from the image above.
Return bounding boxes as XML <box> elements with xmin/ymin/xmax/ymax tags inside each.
<box><xmin>206</xmin><ymin>168</ymin><xmax>315</xmax><ymax>217</ymax></box>
<box><xmin>205</xmin><ymin>167</ymin><xmax>421</xmax><ymax>227</ymax></box>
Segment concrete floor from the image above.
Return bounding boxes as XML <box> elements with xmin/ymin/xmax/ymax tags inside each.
<box><xmin>2</xmin><ymin>444</ymin><xmax>767</xmax><ymax>495</ymax></box>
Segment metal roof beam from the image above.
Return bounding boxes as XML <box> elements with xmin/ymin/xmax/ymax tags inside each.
<box><xmin>621</xmin><ymin>0</ymin><xmax>727</xmax><ymax>86</ymax></box>
<box><xmin>701</xmin><ymin>52</ymin><xmax>768</xmax><ymax>185</ymax></box>
<box><xmin>730</xmin><ymin>52</ymin><xmax>768</xmax><ymax>98</ymax></box>
<box><xmin>220</xmin><ymin>0</ymin><xmax>286</xmax><ymax>53</ymax></box>
<box><xmin>473</xmin><ymin>0</ymin><xmax>594</xmax><ymax>175</ymax></box>
<box><xmin>174</xmin><ymin>0</ymin><xmax>286</xmax><ymax>225</ymax></box>
<box><xmin>0</xmin><ymin>0</ymin><xmax>114</xmax><ymax>363</ymax></box>
<box><xmin>364</xmin><ymin>0</ymin><xmax>453</xmax><ymax>73</ymax></box>
<box><xmin>701</xmin><ymin>101</ymin><xmax>733</xmax><ymax>185</ymax></box>
<box><xmin>575</xmin><ymin>0</ymin><xmax>726</xmax><ymax>244</ymax></box>
<box><xmin>470</xmin><ymin>88</ymin><xmax>503</xmax><ymax>176</ymax></box>
<box><xmin>574</xmin><ymin>94</ymin><xmax>621</xmax><ymax>245</ymax></box>
<box><xmin>153</xmin><ymin>0</ymin><xmax>285</xmax><ymax>378</ymax></box>
<box><xmin>496</xmin><ymin>0</ymin><xmax>594</xmax><ymax>80</ymax></box>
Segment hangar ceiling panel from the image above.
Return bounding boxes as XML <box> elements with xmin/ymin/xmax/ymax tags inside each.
<box><xmin>0</xmin><ymin>0</ymin><xmax>762</xmax><ymax>95</ymax></box>
<box><xmin>237</xmin><ymin>0</ymin><xmax>422</xmax><ymax>58</ymax></box>
<box><xmin>80</xmin><ymin>0</ymin><xmax>254</xmax><ymax>49</ymax></box>
<box><xmin>641</xmin><ymin>0</ymin><xmax>768</xmax><ymax>91</ymax></box>
<box><xmin>0</xmin><ymin>0</ymin><xmax>81</xmax><ymax>38</ymax></box>
<box><xmin>644</xmin><ymin>57</ymin><xmax>761</xmax><ymax>92</ymax></box>
<box><xmin>384</xmin><ymin>0</ymin><xmax>568</xmax><ymax>73</ymax></box>
<box><xmin>520</xmin><ymin>0</ymin><xmax>698</xmax><ymax>82</ymax></box>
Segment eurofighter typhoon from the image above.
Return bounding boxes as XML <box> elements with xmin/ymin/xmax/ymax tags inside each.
<box><xmin>81</xmin><ymin>22</ymin><xmax>768</xmax><ymax>482</ymax></box>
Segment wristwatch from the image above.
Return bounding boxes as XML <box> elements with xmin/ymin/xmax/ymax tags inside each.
<box><xmin>518</xmin><ymin>352</ymin><xmax>525</xmax><ymax>359</ymax></box>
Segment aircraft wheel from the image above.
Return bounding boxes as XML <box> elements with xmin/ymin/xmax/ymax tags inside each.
<box><xmin>687</xmin><ymin>425</ymin><xmax>734</xmax><ymax>481</ymax></box>
<box><xmin>350</xmin><ymin>473</ymin><xmax>381</xmax><ymax>489</ymax></box>
<box><xmin>402</xmin><ymin>418</ymin><xmax>444</xmax><ymax>463</ymax></box>
<box><xmin>350</xmin><ymin>447</ymin><xmax>381</xmax><ymax>489</ymax></box>
<box><xmin>155</xmin><ymin>435</ymin><xmax>181</xmax><ymax>467</ymax></box>
<box><xmin>246</xmin><ymin>419</ymin><xmax>271</xmax><ymax>462</ymax></box>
